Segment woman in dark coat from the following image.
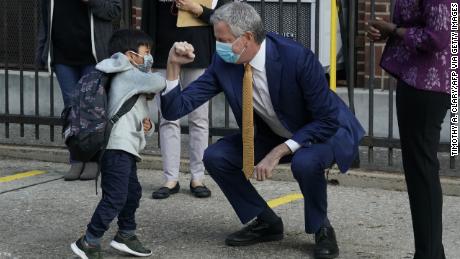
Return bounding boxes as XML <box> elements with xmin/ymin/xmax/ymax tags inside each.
<box><xmin>37</xmin><ymin>0</ymin><xmax>121</xmax><ymax>180</ymax></box>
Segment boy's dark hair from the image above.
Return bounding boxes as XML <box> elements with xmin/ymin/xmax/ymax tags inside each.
<box><xmin>108</xmin><ymin>29</ymin><xmax>153</xmax><ymax>56</ymax></box>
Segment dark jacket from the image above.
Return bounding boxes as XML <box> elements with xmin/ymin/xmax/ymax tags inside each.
<box><xmin>141</xmin><ymin>0</ymin><xmax>231</xmax><ymax>69</ymax></box>
<box><xmin>36</xmin><ymin>0</ymin><xmax>121</xmax><ymax>69</ymax></box>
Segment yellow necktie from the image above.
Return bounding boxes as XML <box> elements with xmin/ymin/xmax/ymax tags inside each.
<box><xmin>242</xmin><ymin>64</ymin><xmax>254</xmax><ymax>180</ymax></box>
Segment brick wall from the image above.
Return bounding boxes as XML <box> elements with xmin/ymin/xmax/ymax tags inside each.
<box><xmin>357</xmin><ymin>0</ymin><xmax>392</xmax><ymax>89</ymax></box>
<box><xmin>132</xmin><ymin>1</ymin><xmax>142</xmax><ymax>29</ymax></box>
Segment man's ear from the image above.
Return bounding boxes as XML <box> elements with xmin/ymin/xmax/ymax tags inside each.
<box><xmin>243</xmin><ymin>31</ymin><xmax>254</xmax><ymax>42</ymax></box>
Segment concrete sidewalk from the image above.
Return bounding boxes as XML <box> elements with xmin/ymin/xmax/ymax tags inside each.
<box><xmin>0</xmin><ymin>158</ymin><xmax>460</xmax><ymax>259</ymax></box>
<box><xmin>0</xmin><ymin>144</ymin><xmax>459</xmax><ymax>197</ymax></box>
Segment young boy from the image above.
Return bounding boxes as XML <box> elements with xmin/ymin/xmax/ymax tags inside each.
<box><xmin>71</xmin><ymin>29</ymin><xmax>166</xmax><ymax>259</ymax></box>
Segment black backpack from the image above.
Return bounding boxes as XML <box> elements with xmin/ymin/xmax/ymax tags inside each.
<box><xmin>61</xmin><ymin>69</ymin><xmax>139</xmax><ymax>162</ymax></box>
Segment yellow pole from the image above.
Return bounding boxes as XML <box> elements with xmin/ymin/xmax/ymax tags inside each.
<box><xmin>329</xmin><ymin>0</ymin><xmax>337</xmax><ymax>92</ymax></box>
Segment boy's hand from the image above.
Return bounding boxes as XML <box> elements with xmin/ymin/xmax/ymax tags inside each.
<box><xmin>143</xmin><ymin>118</ymin><xmax>152</xmax><ymax>132</ymax></box>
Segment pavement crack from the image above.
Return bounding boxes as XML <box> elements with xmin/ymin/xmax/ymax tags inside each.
<box><xmin>0</xmin><ymin>177</ymin><xmax>63</xmax><ymax>195</ymax></box>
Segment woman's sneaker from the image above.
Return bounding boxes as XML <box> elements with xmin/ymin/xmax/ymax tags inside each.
<box><xmin>70</xmin><ymin>236</ymin><xmax>103</xmax><ymax>259</ymax></box>
<box><xmin>110</xmin><ymin>233</ymin><xmax>152</xmax><ymax>257</ymax></box>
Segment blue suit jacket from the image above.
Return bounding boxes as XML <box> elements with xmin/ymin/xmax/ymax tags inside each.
<box><xmin>161</xmin><ymin>33</ymin><xmax>365</xmax><ymax>172</ymax></box>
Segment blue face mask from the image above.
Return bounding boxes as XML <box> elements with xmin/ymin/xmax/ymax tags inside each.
<box><xmin>216</xmin><ymin>38</ymin><xmax>246</xmax><ymax>64</ymax></box>
<box><xmin>130</xmin><ymin>51</ymin><xmax>154</xmax><ymax>73</ymax></box>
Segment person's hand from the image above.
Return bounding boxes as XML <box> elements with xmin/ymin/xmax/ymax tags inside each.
<box><xmin>176</xmin><ymin>0</ymin><xmax>203</xmax><ymax>16</ymax></box>
<box><xmin>366</xmin><ymin>17</ymin><xmax>396</xmax><ymax>41</ymax></box>
<box><xmin>253</xmin><ymin>143</ymin><xmax>291</xmax><ymax>181</ymax></box>
<box><xmin>143</xmin><ymin>118</ymin><xmax>152</xmax><ymax>132</ymax></box>
<box><xmin>168</xmin><ymin>41</ymin><xmax>195</xmax><ymax>66</ymax></box>
<box><xmin>254</xmin><ymin>154</ymin><xmax>279</xmax><ymax>181</ymax></box>
<box><xmin>166</xmin><ymin>42</ymin><xmax>194</xmax><ymax>81</ymax></box>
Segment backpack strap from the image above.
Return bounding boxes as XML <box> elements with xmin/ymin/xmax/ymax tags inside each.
<box><xmin>95</xmin><ymin>94</ymin><xmax>140</xmax><ymax>195</ymax></box>
<box><xmin>109</xmin><ymin>94</ymin><xmax>140</xmax><ymax>124</ymax></box>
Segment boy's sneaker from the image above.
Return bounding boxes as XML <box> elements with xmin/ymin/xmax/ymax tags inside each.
<box><xmin>110</xmin><ymin>233</ymin><xmax>152</xmax><ymax>257</ymax></box>
<box><xmin>70</xmin><ymin>236</ymin><xmax>103</xmax><ymax>259</ymax></box>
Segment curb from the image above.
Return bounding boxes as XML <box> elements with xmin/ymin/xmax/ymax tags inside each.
<box><xmin>1</xmin><ymin>144</ymin><xmax>459</xmax><ymax>196</ymax></box>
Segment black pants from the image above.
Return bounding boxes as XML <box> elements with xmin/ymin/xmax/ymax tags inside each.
<box><xmin>87</xmin><ymin>150</ymin><xmax>142</xmax><ymax>238</ymax></box>
<box><xmin>396</xmin><ymin>82</ymin><xmax>450</xmax><ymax>259</ymax></box>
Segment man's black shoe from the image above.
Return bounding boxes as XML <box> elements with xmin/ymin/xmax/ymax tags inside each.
<box><xmin>314</xmin><ymin>226</ymin><xmax>339</xmax><ymax>259</ymax></box>
<box><xmin>225</xmin><ymin>218</ymin><xmax>284</xmax><ymax>246</ymax></box>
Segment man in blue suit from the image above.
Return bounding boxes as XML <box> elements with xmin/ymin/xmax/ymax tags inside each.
<box><xmin>162</xmin><ymin>3</ymin><xmax>364</xmax><ymax>258</ymax></box>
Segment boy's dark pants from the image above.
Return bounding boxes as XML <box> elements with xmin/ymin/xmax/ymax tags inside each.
<box><xmin>87</xmin><ymin>150</ymin><xmax>142</xmax><ymax>238</ymax></box>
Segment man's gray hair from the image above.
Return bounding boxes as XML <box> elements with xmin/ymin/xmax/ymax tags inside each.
<box><xmin>210</xmin><ymin>2</ymin><xmax>266</xmax><ymax>44</ymax></box>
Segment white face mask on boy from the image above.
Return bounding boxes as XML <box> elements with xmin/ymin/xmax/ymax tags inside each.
<box><xmin>130</xmin><ymin>51</ymin><xmax>154</xmax><ymax>73</ymax></box>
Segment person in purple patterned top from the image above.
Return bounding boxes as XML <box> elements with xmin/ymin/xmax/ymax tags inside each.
<box><xmin>377</xmin><ymin>0</ymin><xmax>451</xmax><ymax>94</ymax></box>
<box><xmin>367</xmin><ymin>1</ymin><xmax>451</xmax><ymax>259</ymax></box>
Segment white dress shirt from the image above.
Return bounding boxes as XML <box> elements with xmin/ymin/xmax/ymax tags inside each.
<box><xmin>164</xmin><ymin>40</ymin><xmax>302</xmax><ymax>153</ymax></box>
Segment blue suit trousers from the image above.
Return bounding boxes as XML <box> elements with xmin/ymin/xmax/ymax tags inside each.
<box><xmin>203</xmin><ymin>130</ymin><xmax>334</xmax><ymax>234</ymax></box>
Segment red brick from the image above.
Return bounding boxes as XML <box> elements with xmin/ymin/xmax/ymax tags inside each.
<box><xmin>375</xmin><ymin>3</ymin><xmax>388</xmax><ymax>13</ymax></box>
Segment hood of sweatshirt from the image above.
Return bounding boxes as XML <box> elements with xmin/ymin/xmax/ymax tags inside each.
<box><xmin>96</xmin><ymin>52</ymin><xmax>133</xmax><ymax>73</ymax></box>
<box><xmin>96</xmin><ymin>52</ymin><xmax>166</xmax><ymax>117</ymax></box>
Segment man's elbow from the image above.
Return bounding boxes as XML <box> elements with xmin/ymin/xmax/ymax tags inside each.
<box><xmin>162</xmin><ymin>112</ymin><xmax>179</xmax><ymax>121</ymax></box>
<box><xmin>160</xmin><ymin>103</ymin><xmax>180</xmax><ymax>121</ymax></box>
<box><xmin>323</xmin><ymin>111</ymin><xmax>340</xmax><ymax>136</ymax></box>
<box><xmin>326</xmin><ymin>117</ymin><xmax>340</xmax><ymax>136</ymax></box>
<box><xmin>160</xmin><ymin>107</ymin><xmax>173</xmax><ymax>121</ymax></box>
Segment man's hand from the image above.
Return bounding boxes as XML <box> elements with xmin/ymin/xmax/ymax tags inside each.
<box><xmin>254</xmin><ymin>143</ymin><xmax>292</xmax><ymax>181</ymax></box>
<box><xmin>143</xmin><ymin>118</ymin><xmax>152</xmax><ymax>132</ymax></box>
<box><xmin>166</xmin><ymin>42</ymin><xmax>195</xmax><ymax>81</ymax></box>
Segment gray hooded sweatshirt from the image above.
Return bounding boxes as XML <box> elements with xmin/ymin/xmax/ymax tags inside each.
<box><xmin>96</xmin><ymin>53</ymin><xmax>166</xmax><ymax>160</ymax></box>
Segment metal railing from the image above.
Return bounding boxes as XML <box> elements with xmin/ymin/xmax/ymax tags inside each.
<box><xmin>0</xmin><ymin>0</ymin><xmax>456</xmax><ymax>174</ymax></box>
<box><xmin>0</xmin><ymin>0</ymin><xmax>133</xmax><ymax>141</ymax></box>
